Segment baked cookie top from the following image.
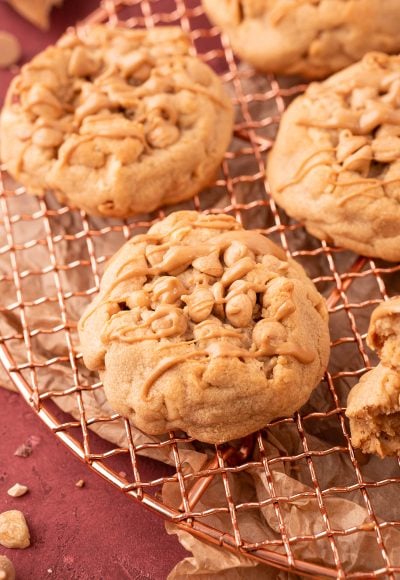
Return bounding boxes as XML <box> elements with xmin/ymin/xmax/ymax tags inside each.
<box><xmin>78</xmin><ymin>211</ymin><xmax>330</xmax><ymax>444</ymax></box>
<box><xmin>268</xmin><ymin>53</ymin><xmax>400</xmax><ymax>262</ymax></box>
<box><xmin>202</xmin><ymin>0</ymin><xmax>400</xmax><ymax>79</ymax></box>
<box><xmin>0</xmin><ymin>25</ymin><xmax>233</xmax><ymax>217</ymax></box>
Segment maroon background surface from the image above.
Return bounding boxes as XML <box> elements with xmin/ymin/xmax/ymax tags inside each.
<box><xmin>0</xmin><ymin>2</ymin><xmax>188</xmax><ymax>578</ymax></box>
<box><xmin>0</xmin><ymin>389</ymin><xmax>187</xmax><ymax>579</ymax></box>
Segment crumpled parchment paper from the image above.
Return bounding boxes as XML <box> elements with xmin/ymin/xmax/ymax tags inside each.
<box><xmin>1</xmin><ymin>70</ymin><xmax>400</xmax><ymax>578</ymax></box>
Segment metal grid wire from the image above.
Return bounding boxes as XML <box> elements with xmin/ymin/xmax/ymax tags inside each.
<box><xmin>1</xmin><ymin>1</ymin><xmax>400</xmax><ymax>577</ymax></box>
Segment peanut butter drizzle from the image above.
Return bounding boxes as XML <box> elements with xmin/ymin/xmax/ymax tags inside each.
<box><xmin>156</xmin><ymin>340</ymin><xmax>197</xmax><ymax>351</ymax></box>
<box><xmin>58</xmin><ymin>135</ymin><xmax>100</xmax><ymax>164</ymax></box>
<box><xmin>142</xmin><ymin>351</ymin><xmax>208</xmax><ymax>399</ymax></box>
<box><xmin>142</xmin><ymin>337</ymin><xmax>315</xmax><ymax>400</ymax></box>
<box><xmin>332</xmin><ymin>177</ymin><xmax>400</xmax><ymax>206</ymax></box>
<box><xmin>191</xmin><ymin>218</ymin><xmax>242</xmax><ymax>230</ymax></box>
<box><xmin>173</xmin><ymin>82</ymin><xmax>230</xmax><ymax>110</ymax></box>
<box><xmin>102</xmin><ymin>305</ymin><xmax>187</xmax><ymax>344</ymax></box>
<box><xmin>299</xmin><ymin>104</ymin><xmax>400</xmax><ymax>135</ymax></box>
<box><xmin>59</xmin><ymin>122</ymin><xmax>145</xmax><ymax>166</ymax></box>
<box><xmin>155</xmin><ymin>328</ymin><xmax>244</xmax><ymax>352</ymax></box>
<box><xmin>275</xmin><ymin>148</ymin><xmax>335</xmax><ymax>193</ymax></box>
<box><xmin>277</xmin><ymin>128</ymin><xmax>400</xmax><ymax>204</ymax></box>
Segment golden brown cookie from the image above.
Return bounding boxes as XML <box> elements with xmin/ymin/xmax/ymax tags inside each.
<box><xmin>268</xmin><ymin>53</ymin><xmax>400</xmax><ymax>262</ymax></box>
<box><xmin>0</xmin><ymin>25</ymin><xmax>233</xmax><ymax>217</ymax></box>
<box><xmin>346</xmin><ymin>297</ymin><xmax>400</xmax><ymax>457</ymax></box>
<box><xmin>202</xmin><ymin>0</ymin><xmax>400</xmax><ymax>79</ymax></box>
<box><xmin>346</xmin><ymin>364</ymin><xmax>400</xmax><ymax>457</ymax></box>
<box><xmin>78</xmin><ymin>211</ymin><xmax>330</xmax><ymax>444</ymax></box>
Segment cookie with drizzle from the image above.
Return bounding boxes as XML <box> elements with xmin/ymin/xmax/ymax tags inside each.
<box><xmin>79</xmin><ymin>211</ymin><xmax>330</xmax><ymax>444</ymax></box>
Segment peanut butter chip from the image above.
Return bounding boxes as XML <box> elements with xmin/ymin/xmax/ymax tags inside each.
<box><xmin>0</xmin><ymin>555</ymin><xmax>15</xmax><ymax>580</ymax></box>
<box><xmin>7</xmin><ymin>484</ymin><xmax>29</xmax><ymax>498</ymax></box>
<box><xmin>225</xmin><ymin>294</ymin><xmax>253</xmax><ymax>328</ymax></box>
<box><xmin>183</xmin><ymin>288</ymin><xmax>215</xmax><ymax>323</ymax></box>
<box><xmin>0</xmin><ymin>32</ymin><xmax>21</xmax><ymax>68</ymax></box>
<box><xmin>0</xmin><ymin>510</ymin><xmax>30</xmax><ymax>549</ymax></box>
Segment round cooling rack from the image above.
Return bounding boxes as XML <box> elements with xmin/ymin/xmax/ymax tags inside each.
<box><xmin>2</xmin><ymin>1</ymin><xmax>400</xmax><ymax>577</ymax></box>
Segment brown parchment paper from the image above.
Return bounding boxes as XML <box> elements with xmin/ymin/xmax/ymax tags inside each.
<box><xmin>1</xmin><ymin>71</ymin><xmax>400</xmax><ymax>578</ymax></box>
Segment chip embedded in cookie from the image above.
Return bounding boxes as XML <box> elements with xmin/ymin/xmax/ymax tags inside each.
<box><xmin>268</xmin><ymin>53</ymin><xmax>400</xmax><ymax>262</ymax></box>
<box><xmin>0</xmin><ymin>25</ymin><xmax>234</xmax><ymax>217</ymax></box>
<box><xmin>202</xmin><ymin>0</ymin><xmax>400</xmax><ymax>79</ymax></box>
<box><xmin>78</xmin><ymin>211</ymin><xmax>330</xmax><ymax>444</ymax></box>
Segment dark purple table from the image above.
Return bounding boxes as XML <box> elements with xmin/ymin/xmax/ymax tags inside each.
<box><xmin>0</xmin><ymin>2</ymin><xmax>188</xmax><ymax>578</ymax></box>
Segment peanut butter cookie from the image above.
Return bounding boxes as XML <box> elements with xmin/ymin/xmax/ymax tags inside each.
<box><xmin>268</xmin><ymin>53</ymin><xmax>400</xmax><ymax>262</ymax></box>
<box><xmin>202</xmin><ymin>0</ymin><xmax>400</xmax><ymax>79</ymax></box>
<box><xmin>346</xmin><ymin>297</ymin><xmax>400</xmax><ymax>457</ymax></box>
<box><xmin>346</xmin><ymin>364</ymin><xmax>400</xmax><ymax>457</ymax></box>
<box><xmin>79</xmin><ymin>211</ymin><xmax>330</xmax><ymax>444</ymax></box>
<box><xmin>0</xmin><ymin>25</ymin><xmax>233</xmax><ymax>217</ymax></box>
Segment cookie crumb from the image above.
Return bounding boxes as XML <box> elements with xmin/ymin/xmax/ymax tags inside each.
<box><xmin>7</xmin><ymin>484</ymin><xmax>28</xmax><ymax>498</ymax></box>
<box><xmin>0</xmin><ymin>510</ymin><xmax>30</xmax><ymax>549</ymax></box>
<box><xmin>0</xmin><ymin>555</ymin><xmax>15</xmax><ymax>580</ymax></box>
<box><xmin>14</xmin><ymin>444</ymin><xmax>32</xmax><ymax>458</ymax></box>
<box><xmin>359</xmin><ymin>521</ymin><xmax>375</xmax><ymax>532</ymax></box>
<box><xmin>14</xmin><ymin>435</ymin><xmax>41</xmax><ymax>458</ymax></box>
<box><xmin>75</xmin><ymin>480</ymin><xmax>85</xmax><ymax>488</ymax></box>
<box><xmin>47</xmin><ymin>569</ymin><xmax>53</xmax><ymax>574</ymax></box>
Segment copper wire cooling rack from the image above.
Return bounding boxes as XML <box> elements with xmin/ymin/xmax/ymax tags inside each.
<box><xmin>2</xmin><ymin>1</ymin><xmax>400</xmax><ymax>577</ymax></box>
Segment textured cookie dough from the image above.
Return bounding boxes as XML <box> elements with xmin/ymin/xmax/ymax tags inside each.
<box><xmin>0</xmin><ymin>25</ymin><xmax>233</xmax><ymax>217</ymax></box>
<box><xmin>346</xmin><ymin>364</ymin><xmax>400</xmax><ymax>457</ymax></box>
<box><xmin>367</xmin><ymin>297</ymin><xmax>400</xmax><ymax>371</ymax></box>
<box><xmin>79</xmin><ymin>211</ymin><xmax>330</xmax><ymax>444</ymax></box>
<box><xmin>202</xmin><ymin>0</ymin><xmax>400</xmax><ymax>79</ymax></box>
<box><xmin>268</xmin><ymin>53</ymin><xmax>400</xmax><ymax>262</ymax></box>
<box><xmin>346</xmin><ymin>297</ymin><xmax>400</xmax><ymax>457</ymax></box>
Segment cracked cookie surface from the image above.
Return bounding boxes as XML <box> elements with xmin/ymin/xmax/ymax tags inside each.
<box><xmin>79</xmin><ymin>211</ymin><xmax>330</xmax><ymax>444</ymax></box>
<box><xmin>202</xmin><ymin>0</ymin><xmax>400</xmax><ymax>79</ymax></box>
<box><xmin>0</xmin><ymin>25</ymin><xmax>233</xmax><ymax>217</ymax></box>
<box><xmin>268</xmin><ymin>53</ymin><xmax>400</xmax><ymax>261</ymax></box>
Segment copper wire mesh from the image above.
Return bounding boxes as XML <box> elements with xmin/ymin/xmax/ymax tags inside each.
<box><xmin>1</xmin><ymin>1</ymin><xmax>400</xmax><ymax>577</ymax></box>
